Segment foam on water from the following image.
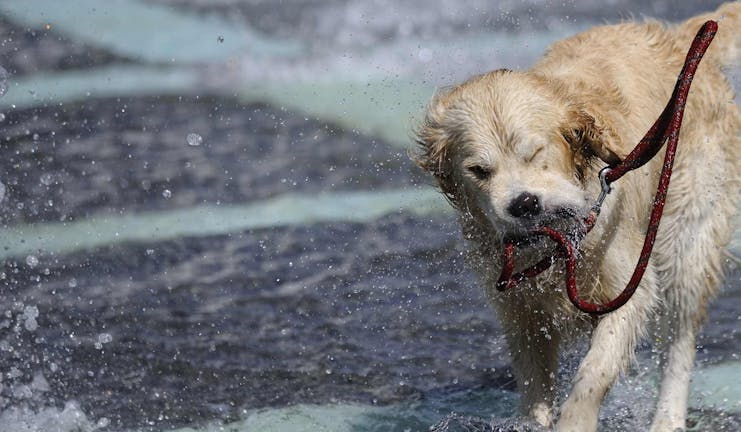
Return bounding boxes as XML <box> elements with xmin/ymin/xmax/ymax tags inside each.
<box><xmin>0</xmin><ymin>402</ymin><xmax>97</xmax><ymax>432</ymax></box>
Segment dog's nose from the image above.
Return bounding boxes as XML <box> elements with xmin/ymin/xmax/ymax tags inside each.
<box><xmin>507</xmin><ymin>192</ymin><xmax>541</xmax><ymax>218</ymax></box>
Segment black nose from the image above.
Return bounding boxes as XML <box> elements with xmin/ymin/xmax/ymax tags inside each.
<box><xmin>507</xmin><ymin>192</ymin><xmax>541</xmax><ymax>218</ymax></box>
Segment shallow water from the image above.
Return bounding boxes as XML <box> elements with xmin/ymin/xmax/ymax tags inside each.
<box><xmin>0</xmin><ymin>1</ymin><xmax>738</xmax><ymax>431</ymax></box>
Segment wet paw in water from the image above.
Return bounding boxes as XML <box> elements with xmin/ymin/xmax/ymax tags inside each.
<box><xmin>431</xmin><ymin>413</ymin><xmax>550</xmax><ymax>432</ymax></box>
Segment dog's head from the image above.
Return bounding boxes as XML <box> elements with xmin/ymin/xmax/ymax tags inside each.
<box><xmin>414</xmin><ymin>70</ymin><xmax>626</xmax><ymax>239</ymax></box>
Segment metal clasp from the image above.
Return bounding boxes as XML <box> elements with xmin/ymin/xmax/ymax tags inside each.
<box><xmin>591</xmin><ymin>167</ymin><xmax>613</xmax><ymax>215</ymax></box>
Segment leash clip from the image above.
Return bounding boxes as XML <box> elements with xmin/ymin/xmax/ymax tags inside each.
<box><xmin>592</xmin><ymin>166</ymin><xmax>613</xmax><ymax>215</ymax></box>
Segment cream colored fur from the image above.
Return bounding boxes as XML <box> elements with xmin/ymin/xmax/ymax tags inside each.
<box><xmin>414</xmin><ymin>3</ymin><xmax>741</xmax><ymax>431</ymax></box>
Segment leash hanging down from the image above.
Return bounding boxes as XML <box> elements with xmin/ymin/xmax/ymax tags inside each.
<box><xmin>495</xmin><ymin>20</ymin><xmax>718</xmax><ymax>315</ymax></box>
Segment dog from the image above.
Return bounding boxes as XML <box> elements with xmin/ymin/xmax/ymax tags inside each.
<box><xmin>414</xmin><ymin>3</ymin><xmax>740</xmax><ymax>431</ymax></box>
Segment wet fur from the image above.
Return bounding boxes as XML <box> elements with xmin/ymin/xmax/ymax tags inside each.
<box><xmin>414</xmin><ymin>3</ymin><xmax>741</xmax><ymax>431</ymax></box>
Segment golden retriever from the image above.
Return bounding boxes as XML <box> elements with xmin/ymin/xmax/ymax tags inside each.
<box><xmin>414</xmin><ymin>3</ymin><xmax>740</xmax><ymax>431</ymax></box>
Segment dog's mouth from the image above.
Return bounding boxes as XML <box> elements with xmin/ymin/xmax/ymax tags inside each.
<box><xmin>499</xmin><ymin>206</ymin><xmax>586</xmax><ymax>245</ymax></box>
<box><xmin>551</xmin><ymin>206</ymin><xmax>580</xmax><ymax>221</ymax></box>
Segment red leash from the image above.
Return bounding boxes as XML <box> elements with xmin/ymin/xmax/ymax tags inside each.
<box><xmin>496</xmin><ymin>21</ymin><xmax>718</xmax><ymax>315</ymax></box>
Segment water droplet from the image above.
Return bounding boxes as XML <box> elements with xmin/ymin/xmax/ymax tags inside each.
<box><xmin>40</xmin><ymin>173</ymin><xmax>53</xmax><ymax>186</ymax></box>
<box><xmin>25</xmin><ymin>255</ymin><xmax>39</xmax><ymax>267</ymax></box>
<box><xmin>24</xmin><ymin>305</ymin><xmax>39</xmax><ymax>319</ymax></box>
<box><xmin>23</xmin><ymin>305</ymin><xmax>39</xmax><ymax>331</ymax></box>
<box><xmin>0</xmin><ymin>66</ymin><xmax>8</xmax><ymax>97</ymax></box>
<box><xmin>13</xmin><ymin>385</ymin><xmax>32</xmax><ymax>399</ymax></box>
<box><xmin>97</xmin><ymin>333</ymin><xmax>112</xmax><ymax>344</ymax></box>
<box><xmin>97</xmin><ymin>417</ymin><xmax>110</xmax><ymax>428</ymax></box>
<box><xmin>186</xmin><ymin>132</ymin><xmax>203</xmax><ymax>146</ymax></box>
<box><xmin>162</xmin><ymin>189</ymin><xmax>172</xmax><ymax>199</ymax></box>
<box><xmin>24</xmin><ymin>317</ymin><xmax>38</xmax><ymax>331</ymax></box>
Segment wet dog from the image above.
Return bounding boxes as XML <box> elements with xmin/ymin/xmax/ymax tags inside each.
<box><xmin>414</xmin><ymin>3</ymin><xmax>740</xmax><ymax>431</ymax></box>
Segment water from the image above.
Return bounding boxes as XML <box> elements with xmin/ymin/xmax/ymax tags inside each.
<box><xmin>0</xmin><ymin>65</ymin><xmax>8</xmax><ymax>97</ymax></box>
<box><xmin>185</xmin><ymin>133</ymin><xmax>202</xmax><ymax>147</ymax></box>
<box><xmin>0</xmin><ymin>1</ymin><xmax>738</xmax><ymax>431</ymax></box>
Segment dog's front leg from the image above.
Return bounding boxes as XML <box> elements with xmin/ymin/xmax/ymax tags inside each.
<box><xmin>556</xmin><ymin>281</ymin><xmax>656</xmax><ymax>432</ymax></box>
<box><xmin>496</xmin><ymin>301</ymin><xmax>561</xmax><ymax>428</ymax></box>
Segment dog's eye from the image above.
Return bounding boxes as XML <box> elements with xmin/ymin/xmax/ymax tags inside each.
<box><xmin>467</xmin><ymin>165</ymin><xmax>491</xmax><ymax>180</ymax></box>
<box><xmin>564</xmin><ymin>128</ymin><xmax>583</xmax><ymax>144</ymax></box>
<box><xmin>573</xmin><ymin>129</ymin><xmax>582</xmax><ymax>139</ymax></box>
<box><xmin>526</xmin><ymin>146</ymin><xmax>544</xmax><ymax>163</ymax></box>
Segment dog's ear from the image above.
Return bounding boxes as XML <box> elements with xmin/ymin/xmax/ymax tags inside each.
<box><xmin>561</xmin><ymin>108</ymin><xmax>624</xmax><ymax>167</ymax></box>
<box><xmin>413</xmin><ymin>90</ymin><xmax>462</xmax><ymax>207</ymax></box>
<box><xmin>413</xmin><ymin>99</ymin><xmax>449</xmax><ymax>176</ymax></box>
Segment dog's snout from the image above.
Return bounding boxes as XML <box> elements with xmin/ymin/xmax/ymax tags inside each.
<box><xmin>507</xmin><ymin>192</ymin><xmax>541</xmax><ymax>218</ymax></box>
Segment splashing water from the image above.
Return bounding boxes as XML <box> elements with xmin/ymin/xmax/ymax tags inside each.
<box><xmin>186</xmin><ymin>132</ymin><xmax>203</xmax><ymax>146</ymax></box>
<box><xmin>431</xmin><ymin>413</ymin><xmax>548</xmax><ymax>432</ymax></box>
<box><xmin>24</xmin><ymin>255</ymin><xmax>39</xmax><ymax>268</ymax></box>
<box><xmin>0</xmin><ymin>402</ymin><xmax>95</xmax><ymax>432</ymax></box>
<box><xmin>0</xmin><ymin>65</ymin><xmax>8</xmax><ymax>97</ymax></box>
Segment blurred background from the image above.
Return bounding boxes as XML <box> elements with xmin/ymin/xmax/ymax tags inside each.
<box><xmin>0</xmin><ymin>1</ymin><xmax>738</xmax><ymax>431</ymax></box>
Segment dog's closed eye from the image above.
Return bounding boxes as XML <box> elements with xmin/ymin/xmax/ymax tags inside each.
<box><xmin>526</xmin><ymin>146</ymin><xmax>545</xmax><ymax>163</ymax></box>
<box><xmin>467</xmin><ymin>165</ymin><xmax>492</xmax><ymax>181</ymax></box>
